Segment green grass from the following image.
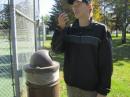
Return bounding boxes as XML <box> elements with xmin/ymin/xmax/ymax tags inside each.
<box><xmin>0</xmin><ymin>38</ymin><xmax>35</xmax><ymax>55</ymax></box>
<box><xmin>44</xmin><ymin>33</ymin><xmax>130</xmax><ymax>97</ymax></box>
<box><xmin>0</xmin><ymin>76</ymin><xmax>14</xmax><ymax>97</ymax></box>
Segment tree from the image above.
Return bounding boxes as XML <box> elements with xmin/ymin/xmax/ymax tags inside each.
<box><xmin>0</xmin><ymin>4</ymin><xmax>9</xmax><ymax>29</ymax></box>
<box><xmin>102</xmin><ymin>0</ymin><xmax>128</xmax><ymax>43</ymax></box>
<box><xmin>113</xmin><ymin>0</ymin><xmax>128</xmax><ymax>43</ymax></box>
<box><xmin>93</xmin><ymin>0</ymin><xmax>104</xmax><ymax>22</ymax></box>
<box><xmin>41</xmin><ymin>15</ymin><xmax>50</xmax><ymax>25</ymax></box>
<box><xmin>47</xmin><ymin>0</ymin><xmax>75</xmax><ymax>31</ymax></box>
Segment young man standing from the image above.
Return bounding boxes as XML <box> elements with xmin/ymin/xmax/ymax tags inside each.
<box><xmin>51</xmin><ymin>0</ymin><xmax>113</xmax><ymax>97</ymax></box>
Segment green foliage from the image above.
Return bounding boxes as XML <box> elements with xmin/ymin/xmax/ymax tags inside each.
<box><xmin>0</xmin><ymin>20</ymin><xmax>9</xmax><ymax>29</ymax></box>
<box><xmin>93</xmin><ymin>0</ymin><xmax>104</xmax><ymax>22</ymax></box>
<box><xmin>113</xmin><ymin>0</ymin><xmax>126</xmax><ymax>30</ymax></box>
<box><xmin>0</xmin><ymin>4</ymin><xmax>9</xmax><ymax>29</ymax></box>
<box><xmin>41</xmin><ymin>15</ymin><xmax>50</xmax><ymax>25</ymax></box>
<box><xmin>47</xmin><ymin>0</ymin><xmax>75</xmax><ymax>31</ymax></box>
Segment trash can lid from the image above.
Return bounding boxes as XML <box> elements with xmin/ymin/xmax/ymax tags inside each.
<box><xmin>30</xmin><ymin>50</ymin><xmax>53</xmax><ymax>68</ymax></box>
<box><xmin>24</xmin><ymin>61</ymin><xmax>60</xmax><ymax>74</ymax></box>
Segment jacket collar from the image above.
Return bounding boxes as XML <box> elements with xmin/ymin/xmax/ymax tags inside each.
<box><xmin>72</xmin><ymin>19</ymin><xmax>94</xmax><ymax>30</ymax></box>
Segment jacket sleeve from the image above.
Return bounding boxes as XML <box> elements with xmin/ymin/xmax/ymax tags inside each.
<box><xmin>51</xmin><ymin>27</ymin><xmax>66</xmax><ymax>53</ymax></box>
<box><xmin>97</xmin><ymin>26</ymin><xmax>113</xmax><ymax>96</ymax></box>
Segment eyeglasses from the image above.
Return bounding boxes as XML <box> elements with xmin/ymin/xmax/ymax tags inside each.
<box><xmin>72</xmin><ymin>1</ymin><xmax>82</xmax><ymax>8</ymax></box>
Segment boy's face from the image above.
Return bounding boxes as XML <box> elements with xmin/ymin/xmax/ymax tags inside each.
<box><xmin>72</xmin><ymin>0</ymin><xmax>91</xmax><ymax>19</ymax></box>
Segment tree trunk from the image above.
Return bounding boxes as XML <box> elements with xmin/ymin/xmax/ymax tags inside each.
<box><xmin>122</xmin><ymin>29</ymin><xmax>126</xmax><ymax>44</ymax></box>
<box><xmin>116</xmin><ymin>30</ymin><xmax>118</xmax><ymax>37</ymax></box>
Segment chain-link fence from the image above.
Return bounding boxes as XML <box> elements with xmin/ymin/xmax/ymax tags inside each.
<box><xmin>0</xmin><ymin>0</ymin><xmax>15</xmax><ymax>97</ymax></box>
<box><xmin>15</xmin><ymin>0</ymin><xmax>35</xmax><ymax>96</ymax></box>
<box><xmin>0</xmin><ymin>0</ymin><xmax>40</xmax><ymax>97</ymax></box>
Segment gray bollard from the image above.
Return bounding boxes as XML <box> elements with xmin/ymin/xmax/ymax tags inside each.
<box><xmin>24</xmin><ymin>50</ymin><xmax>60</xmax><ymax>97</ymax></box>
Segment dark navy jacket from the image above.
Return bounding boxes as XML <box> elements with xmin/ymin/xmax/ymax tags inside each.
<box><xmin>51</xmin><ymin>20</ymin><xmax>113</xmax><ymax>95</ymax></box>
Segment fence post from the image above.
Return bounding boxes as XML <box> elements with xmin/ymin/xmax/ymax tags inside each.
<box><xmin>10</xmin><ymin>0</ymin><xmax>20</xmax><ymax>97</ymax></box>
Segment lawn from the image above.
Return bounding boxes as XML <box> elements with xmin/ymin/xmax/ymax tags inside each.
<box><xmin>44</xmin><ymin>33</ymin><xmax>130</xmax><ymax>97</ymax></box>
<box><xmin>1</xmin><ymin>33</ymin><xmax>129</xmax><ymax>97</ymax></box>
<box><xmin>0</xmin><ymin>75</ymin><xmax>14</xmax><ymax>97</ymax></box>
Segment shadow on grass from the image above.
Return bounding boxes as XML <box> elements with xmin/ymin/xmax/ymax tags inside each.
<box><xmin>112</xmin><ymin>38</ymin><xmax>130</xmax><ymax>66</ymax></box>
<box><xmin>51</xmin><ymin>38</ymin><xmax>130</xmax><ymax>68</ymax></box>
<box><xmin>46</xmin><ymin>36</ymin><xmax>52</xmax><ymax>40</ymax></box>
<box><xmin>44</xmin><ymin>36</ymin><xmax>64</xmax><ymax>69</ymax></box>
<box><xmin>0</xmin><ymin>68</ymin><xmax>23</xmax><ymax>79</ymax></box>
<box><xmin>52</xmin><ymin>53</ymin><xmax>64</xmax><ymax>70</ymax></box>
<box><xmin>0</xmin><ymin>55</ymin><xmax>12</xmax><ymax>78</ymax></box>
<box><xmin>0</xmin><ymin>53</ymin><xmax>31</xmax><ymax>79</ymax></box>
<box><xmin>0</xmin><ymin>55</ymin><xmax>11</xmax><ymax>64</ymax></box>
<box><xmin>44</xmin><ymin>35</ymin><xmax>130</xmax><ymax>68</ymax></box>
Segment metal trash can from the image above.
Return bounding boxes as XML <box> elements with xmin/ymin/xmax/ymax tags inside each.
<box><xmin>24</xmin><ymin>50</ymin><xmax>60</xmax><ymax>97</ymax></box>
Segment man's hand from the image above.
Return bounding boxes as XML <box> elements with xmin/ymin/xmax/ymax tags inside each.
<box><xmin>58</xmin><ymin>12</ymin><xmax>69</xmax><ymax>29</ymax></box>
<box><xmin>97</xmin><ymin>93</ymin><xmax>106</xmax><ymax>97</ymax></box>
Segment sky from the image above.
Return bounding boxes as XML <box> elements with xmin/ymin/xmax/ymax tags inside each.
<box><xmin>40</xmin><ymin>0</ymin><xmax>55</xmax><ymax>16</ymax></box>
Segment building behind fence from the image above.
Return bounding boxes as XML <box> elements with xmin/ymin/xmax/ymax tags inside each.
<box><xmin>0</xmin><ymin>0</ymin><xmax>41</xmax><ymax>97</ymax></box>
